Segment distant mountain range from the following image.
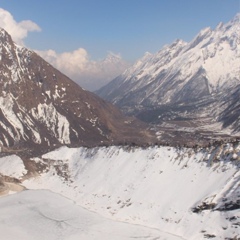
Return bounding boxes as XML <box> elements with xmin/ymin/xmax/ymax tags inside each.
<box><xmin>0</xmin><ymin>15</ymin><xmax>239</xmax><ymax>240</ymax></box>
<box><xmin>97</xmin><ymin>14</ymin><xmax>240</xmax><ymax>137</ymax></box>
<box><xmin>0</xmin><ymin>14</ymin><xmax>239</xmax><ymax>153</ymax></box>
<box><xmin>0</xmin><ymin>28</ymin><xmax>154</xmax><ymax>154</ymax></box>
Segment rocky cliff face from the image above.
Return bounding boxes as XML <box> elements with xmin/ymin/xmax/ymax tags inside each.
<box><xmin>0</xmin><ymin>28</ymin><xmax>154</xmax><ymax>153</ymax></box>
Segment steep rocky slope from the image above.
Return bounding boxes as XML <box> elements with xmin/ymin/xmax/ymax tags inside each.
<box><xmin>0</xmin><ymin>28</ymin><xmax>154</xmax><ymax>154</ymax></box>
<box><xmin>97</xmin><ymin>14</ymin><xmax>240</xmax><ymax>135</ymax></box>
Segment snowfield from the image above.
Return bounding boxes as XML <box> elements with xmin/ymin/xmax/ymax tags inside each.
<box><xmin>0</xmin><ymin>190</ymin><xmax>182</xmax><ymax>240</ymax></box>
<box><xmin>0</xmin><ymin>154</ymin><xmax>27</xmax><ymax>178</ymax></box>
<box><xmin>0</xmin><ymin>144</ymin><xmax>239</xmax><ymax>239</ymax></box>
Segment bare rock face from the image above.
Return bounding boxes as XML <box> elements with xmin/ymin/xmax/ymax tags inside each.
<box><xmin>0</xmin><ymin>28</ymin><xmax>154</xmax><ymax>153</ymax></box>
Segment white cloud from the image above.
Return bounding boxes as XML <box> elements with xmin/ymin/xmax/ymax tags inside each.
<box><xmin>0</xmin><ymin>8</ymin><xmax>41</xmax><ymax>45</ymax></box>
<box><xmin>0</xmin><ymin>8</ymin><xmax>129</xmax><ymax>91</ymax></box>
<box><xmin>37</xmin><ymin>49</ymin><xmax>130</xmax><ymax>91</ymax></box>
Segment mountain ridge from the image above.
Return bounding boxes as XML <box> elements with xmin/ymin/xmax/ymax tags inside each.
<box><xmin>96</xmin><ymin>14</ymin><xmax>240</xmax><ymax>137</ymax></box>
<box><xmin>0</xmin><ymin>28</ymin><xmax>155</xmax><ymax>154</ymax></box>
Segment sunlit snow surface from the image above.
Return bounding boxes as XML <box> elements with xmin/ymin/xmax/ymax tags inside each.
<box><xmin>0</xmin><ymin>190</ymin><xmax>182</xmax><ymax>240</ymax></box>
<box><xmin>0</xmin><ymin>155</ymin><xmax>27</xmax><ymax>178</ymax></box>
<box><xmin>0</xmin><ymin>145</ymin><xmax>239</xmax><ymax>239</ymax></box>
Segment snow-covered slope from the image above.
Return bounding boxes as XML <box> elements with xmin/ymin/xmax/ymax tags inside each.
<box><xmin>0</xmin><ymin>28</ymin><xmax>154</xmax><ymax>152</ymax></box>
<box><xmin>97</xmin><ymin>14</ymin><xmax>240</xmax><ymax>134</ymax></box>
<box><xmin>0</xmin><ymin>190</ymin><xmax>181</xmax><ymax>240</ymax></box>
<box><xmin>0</xmin><ymin>142</ymin><xmax>238</xmax><ymax>239</ymax></box>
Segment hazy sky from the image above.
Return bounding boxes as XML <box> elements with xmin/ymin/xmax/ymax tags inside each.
<box><xmin>0</xmin><ymin>0</ymin><xmax>239</xmax><ymax>90</ymax></box>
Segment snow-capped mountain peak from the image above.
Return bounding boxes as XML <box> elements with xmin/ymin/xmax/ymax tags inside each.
<box><xmin>0</xmin><ymin>28</ymin><xmax>154</xmax><ymax>152</ymax></box>
<box><xmin>103</xmin><ymin>52</ymin><xmax>122</xmax><ymax>63</ymax></box>
<box><xmin>96</xmin><ymin>14</ymin><xmax>240</xmax><ymax>135</ymax></box>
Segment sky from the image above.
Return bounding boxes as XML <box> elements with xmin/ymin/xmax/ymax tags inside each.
<box><xmin>0</xmin><ymin>0</ymin><xmax>239</xmax><ymax>90</ymax></box>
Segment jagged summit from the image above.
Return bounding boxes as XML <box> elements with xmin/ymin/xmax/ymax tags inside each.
<box><xmin>103</xmin><ymin>52</ymin><xmax>122</xmax><ymax>63</ymax></box>
<box><xmin>0</xmin><ymin>28</ymin><xmax>154</xmax><ymax>153</ymax></box>
<box><xmin>96</xmin><ymin>14</ymin><xmax>240</xmax><ymax>138</ymax></box>
<box><xmin>0</xmin><ymin>27</ymin><xmax>10</xmax><ymax>40</ymax></box>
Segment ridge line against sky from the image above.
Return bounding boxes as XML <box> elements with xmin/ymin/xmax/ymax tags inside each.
<box><xmin>0</xmin><ymin>0</ymin><xmax>239</xmax><ymax>91</ymax></box>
